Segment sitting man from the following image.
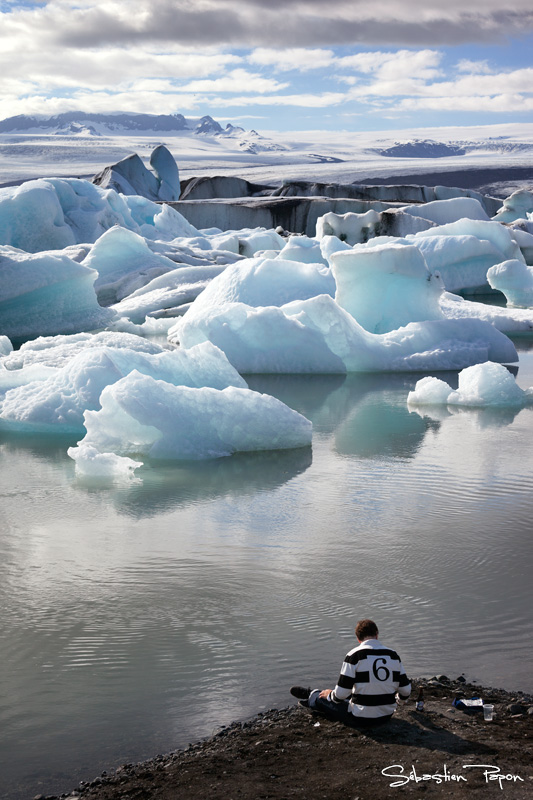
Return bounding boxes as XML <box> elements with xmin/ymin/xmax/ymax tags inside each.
<box><xmin>291</xmin><ymin>618</ymin><xmax>411</xmax><ymax>728</ymax></box>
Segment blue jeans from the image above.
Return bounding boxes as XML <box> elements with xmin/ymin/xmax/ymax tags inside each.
<box><xmin>308</xmin><ymin>690</ymin><xmax>392</xmax><ymax>729</ymax></box>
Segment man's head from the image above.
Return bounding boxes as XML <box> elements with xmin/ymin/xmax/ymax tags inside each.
<box><xmin>355</xmin><ymin>619</ymin><xmax>378</xmax><ymax>642</ymax></box>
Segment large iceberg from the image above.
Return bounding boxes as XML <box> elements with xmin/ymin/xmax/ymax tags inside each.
<box><xmin>93</xmin><ymin>145</ymin><xmax>180</xmax><ymax>202</ymax></box>
<box><xmin>173</xmin><ymin>293</ymin><xmax>516</xmax><ymax>374</ymax></box>
<box><xmin>74</xmin><ymin>371</ymin><xmax>312</xmax><ymax>460</ymax></box>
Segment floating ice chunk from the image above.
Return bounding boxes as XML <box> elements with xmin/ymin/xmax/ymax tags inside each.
<box><xmin>0</xmin><ymin>363</ymin><xmax>58</xmax><ymax>393</ymax></box>
<box><xmin>440</xmin><ymin>291</ymin><xmax>533</xmax><ymax>334</ymax></box>
<box><xmin>109</xmin><ymin>316</ymin><xmax>178</xmax><ymax>336</ymax></box>
<box><xmin>0</xmin><ymin>180</ymin><xmax>76</xmax><ymax>252</ymax></box>
<box><xmin>320</xmin><ymin>235</ymin><xmax>351</xmax><ymax>264</ymax></box>
<box><xmin>0</xmin><ymin>336</ymin><xmax>12</xmax><ymax>356</ymax></box>
<box><xmin>276</xmin><ymin>236</ymin><xmax>328</xmax><ymax>266</ymax></box>
<box><xmin>82</xmin><ymin>226</ymin><xmax>178</xmax><ymax>305</ymax></box>
<box><xmin>408</xmin><ymin>233</ymin><xmax>509</xmax><ymax>293</ymax></box>
<box><xmin>408</xmin><ymin>362</ymin><xmax>533</xmax><ymax>408</ymax></box>
<box><xmin>67</xmin><ymin>442</ymin><xmax>142</xmax><ymax>480</ymax></box>
<box><xmin>0</xmin><ymin>177</ymin><xmax>197</xmax><ymax>252</ymax></box>
<box><xmin>401</xmin><ymin>197</ymin><xmax>489</xmax><ymax>225</ymax></box>
<box><xmin>413</xmin><ymin>219</ymin><xmax>522</xmax><ymax>262</ymax></box>
<box><xmin>316</xmin><ymin>210</ymin><xmax>379</xmax><ymax>245</ymax></box>
<box><xmin>0</xmin><ymin>342</ymin><xmax>246</xmax><ymax>432</ymax></box>
<box><xmin>330</xmin><ymin>243</ymin><xmax>444</xmax><ymax>333</ymax></box>
<box><xmin>110</xmin><ymin>263</ymin><xmax>226</xmax><ymax>323</ymax></box>
<box><xmin>172</xmin><ymin>256</ymin><xmax>334</xmax><ymax>331</ymax></box>
<box><xmin>237</xmin><ymin>229</ymin><xmax>285</xmax><ymax>257</ymax></box>
<box><xmin>487</xmin><ymin>260</ymin><xmax>533</xmax><ymax>308</ymax></box>
<box><xmin>176</xmin><ymin>294</ymin><xmax>517</xmax><ymax>374</ymax></box>
<box><xmin>175</xmin><ymin>299</ymin><xmax>346</xmax><ymax>373</ymax></box>
<box><xmin>137</xmin><ymin>201</ymin><xmax>198</xmax><ymax>241</ymax></box>
<box><xmin>78</xmin><ymin>371</ymin><xmax>312</xmax><ymax>460</ymax></box>
<box><xmin>509</xmin><ymin>227</ymin><xmax>533</xmax><ymax>265</ymax></box>
<box><xmin>405</xmin><ymin>375</ymin><xmax>452</xmax><ymax>406</ymax></box>
<box><xmin>0</xmin><ymin>245</ymin><xmax>115</xmax><ymax>342</ymax></box>
<box><xmin>0</xmin><ymin>178</ymin><xmax>145</xmax><ymax>251</ymax></box>
<box><xmin>493</xmin><ymin>190</ymin><xmax>533</xmax><ymax>223</ymax></box>
<box><xmin>1</xmin><ymin>331</ymin><xmax>165</xmax><ymax>370</ymax></box>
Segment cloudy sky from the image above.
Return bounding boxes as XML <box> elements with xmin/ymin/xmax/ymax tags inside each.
<box><xmin>1</xmin><ymin>0</ymin><xmax>532</xmax><ymax>131</ymax></box>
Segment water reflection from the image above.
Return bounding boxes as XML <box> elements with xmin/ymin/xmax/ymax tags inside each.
<box><xmin>410</xmin><ymin>403</ymin><xmax>530</xmax><ymax>429</ymax></box>
<box><xmin>2</xmin><ymin>361</ymin><xmax>533</xmax><ymax>800</ymax></box>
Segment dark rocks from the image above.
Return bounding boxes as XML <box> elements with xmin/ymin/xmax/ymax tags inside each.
<box><xmin>506</xmin><ymin>703</ymin><xmax>528</xmax><ymax>715</ymax></box>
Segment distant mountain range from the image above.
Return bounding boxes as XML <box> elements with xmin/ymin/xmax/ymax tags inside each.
<box><xmin>371</xmin><ymin>138</ymin><xmax>533</xmax><ymax>159</ymax></box>
<box><xmin>0</xmin><ymin>111</ymin><xmax>289</xmax><ymax>154</ymax></box>
<box><xmin>0</xmin><ymin>111</ymin><xmax>245</xmax><ymax>137</ymax></box>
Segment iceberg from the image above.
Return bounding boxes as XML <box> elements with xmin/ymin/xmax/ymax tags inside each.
<box><xmin>0</xmin><ymin>178</ymin><xmax>197</xmax><ymax>253</ymax></box>
<box><xmin>0</xmin><ymin>245</ymin><xmax>115</xmax><ymax>343</ymax></box>
<box><xmin>1</xmin><ymin>331</ymin><xmax>165</xmax><ymax>370</ymax></box>
<box><xmin>329</xmin><ymin>243</ymin><xmax>443</xmax><ymax>334</ymax></box>
<box><xmin>439</xmin><ymin>291</ymin><xmax>533</xmax><ymax>335</ymax></box>
<box><xmin>316</xmin><ymin>210</ymin><xmax>380</xmax><ymax>245</ymax></box>
<box><xmin>82</xmin><ymin>226</ymin><xmax>179</xmax><ymax>305</ymax></box>
<box><xmin>400</xmin><ymin>197</ymin><xmax>489</xmax><ymax>225</ymax></box>
<box><xmin>174</xmin><ymin>293</ymin><xmax>517</xmax><ymax>374</ymax></box>
<box><xmin>93</xmin><ymin>145</ymin><xmax>180</xmax><ymax>202</ymax></box>
<box><xmin>110</xmin><ymin>264</ymin><xmax>226</xmax><ymax>324</ymax></box>
<box><xmin>67</xmin><ymin>442</ymin><xmax>143</xmax><ymax>480</ymax></box>
<box><xmin>0</xmin><ymin>335</ymin><xmax>12</xmax><ymax>356</ymax></box>
<box><xmin>0</xmin><ymin>342</ymin><xmax>246</xmax><ymax>432</ymax></box>
<box><xmin>276</xmin><ymin>236</ymin><xmax>328</xmax><ymax>266</ymax></box>
<box><xmin>487</xmin><ymin>260</ymin><xmax>533</xmax><ymax>308</ymax></box>
<box><xmin>75</xmin><ymin>371</ymin><xmax>312</xmax><ymax>460</ymax></box>
<box><xmin>407</xmin><ymin>362</ymin><xmax>533</xmax><ymax>408</ymax></box>
<box><xmin>492</xmin><ymin>190</ymin><xmax>533</xmax><ymax>224</ymax></box>
<box><xmin>172</xmin><ymin>256</ymin><xmax>335</xmax><ymax>327</ymax></box>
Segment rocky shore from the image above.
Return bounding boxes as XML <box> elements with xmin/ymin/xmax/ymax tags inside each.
<box><xmin>38</xmin><ymin>678</ymin><xmax>533</xmax><ymax>800</ymax></box>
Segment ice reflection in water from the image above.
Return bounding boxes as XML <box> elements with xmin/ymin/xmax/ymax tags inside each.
<box><xmin>1</xmin><ymin>357</ymin><xmax>533</xmax><ymax>800</ymax></box>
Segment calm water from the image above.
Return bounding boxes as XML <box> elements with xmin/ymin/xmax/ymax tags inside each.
<box><xmin>1</xmin><ymin>348</ymin><xmax>533</xmax><ymax>799</ymax></box>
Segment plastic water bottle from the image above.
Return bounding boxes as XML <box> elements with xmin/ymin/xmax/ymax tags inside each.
<box><xmin>416</xmin><ymin>688</ymin><xmax>424</xmax><ymax>711</ymax></box>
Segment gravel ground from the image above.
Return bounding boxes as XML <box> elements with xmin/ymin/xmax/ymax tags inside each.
<box><xmin>37</xmin><ymin>677</ymin><xmax>533</xmax><ymax>800</ymax></box>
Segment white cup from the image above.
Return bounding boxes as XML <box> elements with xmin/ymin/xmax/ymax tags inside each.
<box><xmin>483</xmin><ymin>704</ymin><xmax>494</xmax><ymax>721</ymax></box>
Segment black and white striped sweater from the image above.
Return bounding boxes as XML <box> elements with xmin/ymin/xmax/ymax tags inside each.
<box><xmin>330</xmin><ymin>637</ymin><xmax>411</xmax><ymax>719</ymax></box>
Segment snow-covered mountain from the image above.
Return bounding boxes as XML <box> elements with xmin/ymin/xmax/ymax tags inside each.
<box><xmin>0</xmin><ymin>111</ymin><xmax>246</xmax><ymax>138</ymax></box>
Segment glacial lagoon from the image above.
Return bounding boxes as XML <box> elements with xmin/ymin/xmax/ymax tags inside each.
<box><xmin>1</xmin><ymin>346</ymin><xmax>533</xmax><ymax>799</ymax></box>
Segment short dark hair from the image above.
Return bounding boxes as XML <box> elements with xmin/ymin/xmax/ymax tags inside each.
<box><xmin>355</xmin><ymin>619</ymin><xmax>378</xmax><ymax>640</ymax></box>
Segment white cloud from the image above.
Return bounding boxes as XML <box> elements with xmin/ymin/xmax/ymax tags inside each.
<box><xmin>337</xmin><ymin>50</ymin><xmax>443</xmax><ymax>80</ymax></box>
<box><xmin>248</xmin><ymin>48</ymin><xmax>336</xmax><ymax>71</ymax></box>
<box><xmin>179</xmin><ymin>69</ymin><xmax>289</xmax><ymax>94</ymax></box>
<box><xmin>400</xmin><ymin>94</ymin><xmax>533</xmax><ymax>112</ymax></box>
<box><xmin>456</xmin><ymin>58</ymin><xmax>493</xmax><ymax>74</ymax></box>
<box><xmin>210</xmin><ymin>92</ymin><xmax>346</xmax><ymax>108</ymax></box>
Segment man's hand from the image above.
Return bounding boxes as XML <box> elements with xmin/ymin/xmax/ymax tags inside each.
<box><xmin>319</xmin><ymin>689</ymin><xmax>332</xmax><ymax>699</ymax></box>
